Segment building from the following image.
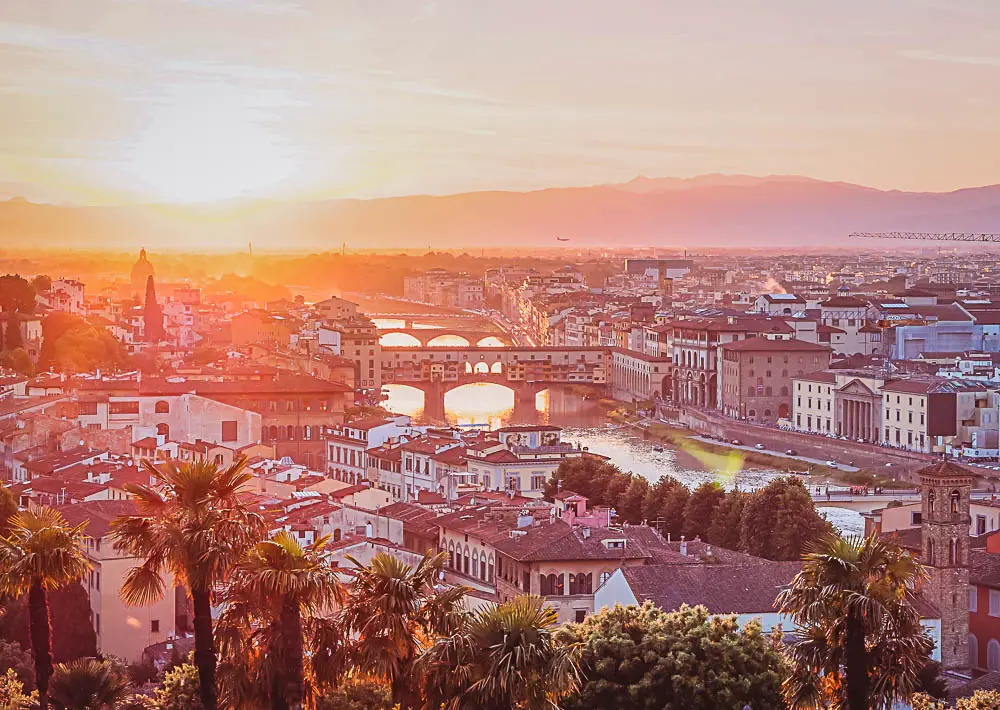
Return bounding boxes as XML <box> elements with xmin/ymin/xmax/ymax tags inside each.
<box><xmin>718</xmin><ymin>338</ymin><xmax>831</xmax><ymax>424</ymax></box>
<box><xmin>231</xmin><ymin>311</ymin><xmax>296</xmax><ymax>347</ymax></box>
<box><xmin>608</xmin><ymin>348</ymin><xmax>671</xmax><ymax>402</ymax></box>
<box><xmin>60</xmin><ymin>500</ymin><xmax>177</xmax><ymax>662</ymax></box>
<box><xmin>330</xmin><ymin>317</ymin><xmax>381</xmax><ymax>391</ymax></box>
<box><xmin>313</xmin><ymin>296</ymin><xmax>359</xmax><ymax>321</ymax></box>
<box><xmin>920</xmin><ymin>460</ymin><xmax>972</xmax><ymax>669</ymax></box>
<box><xmin>326</xmin><ymin>415</ymin><xmax>412</xmax><ymax>484</ymax></box>
<box><xmin>791</xmin><ymin>369</ymin><xmax>886</xmax><ymax>439</ymax></box>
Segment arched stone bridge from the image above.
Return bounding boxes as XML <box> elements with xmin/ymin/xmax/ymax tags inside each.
<box><xmin>378</xmin><ymin>329</ymin><xmax>512</xmax><ymax>347</ymax></box>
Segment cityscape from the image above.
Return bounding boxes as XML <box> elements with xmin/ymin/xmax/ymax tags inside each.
<box><xmin>3</xmin><ymin>1</ymin><xmax>1000</xmax><ymax>709</ymax></box>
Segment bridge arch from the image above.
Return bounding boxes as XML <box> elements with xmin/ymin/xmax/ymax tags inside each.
<box><xmin>477</xmin><ymin>336</ymin><xmax>505</xmax><ymax>347</ymax></box>
<box><xmin>379</xmin><ymin>331</ymin><xmax>421</xmax><ymax>347</ymax></box>
<box><xmin>428</xmin><ymin>334</ymin><xmax>471</xmax><ymax>347</ymax></box>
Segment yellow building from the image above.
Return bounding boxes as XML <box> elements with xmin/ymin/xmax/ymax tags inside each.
<box><xmin>61</xmin><ymin>500</ymin><xmax>177</xmax><ymax>662</ymax></box>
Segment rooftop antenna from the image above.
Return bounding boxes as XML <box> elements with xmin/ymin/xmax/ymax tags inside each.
<box><xmin>248</xmin><ymin>242</ymin><xmax>253</xmax><ymax>257</ymax></box>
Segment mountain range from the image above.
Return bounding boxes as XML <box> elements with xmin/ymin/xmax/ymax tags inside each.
<box><xmin>1</xmin><ymin>175</ymin><xmax>998</xmax><ymax>251</ymax></box>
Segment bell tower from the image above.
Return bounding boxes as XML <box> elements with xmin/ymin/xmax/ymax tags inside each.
<box><xmin>919</xmin><ymin>460</ymin><xmax>973</xmax><ymax>670</ymax></box>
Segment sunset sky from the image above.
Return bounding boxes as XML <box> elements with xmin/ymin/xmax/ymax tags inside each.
<box><xmin>2</xmin><ymin>0</ymin><xmax>1000</xmax><ymax>204</ymax></box>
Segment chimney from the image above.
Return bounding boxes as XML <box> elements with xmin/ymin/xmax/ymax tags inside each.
<box><xmin>581</xmin><ymin>526</ymin><xmax>591</xmax><ymax>539</ymax></box>
<box><xmin>680</xmin><ymin>536</ymin><xmax>687</xmax><ymax>557</ymax></box>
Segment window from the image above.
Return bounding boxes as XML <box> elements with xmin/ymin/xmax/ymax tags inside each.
<box><xmin>971</xmin><ymin>587</ymin><xmax>979</xmax><ymax>613</ymax></box>
<box><xmin>78</xmin><ymin>401</ymin><xmax>98</xmax><ymax>415</ymax></box>
<box><xmin>154</xmin><ymin>400</ymin><xmax>170</xmax><ymax>414</ymax></box>
<box><xmin>911</xmin><ymin>511</ymin><xmax>922</xmax><ymax>525</ymax></box>
<box><xmin>989</xmin><ymin>589</ymin><xmax>1000</xmax><ymax>617</ymax></box>
<box><xmin>971</xmin><ymin>634</ymin><xmax>980</xmax><ymax>668</ymax></box>
<box><xmin>575</xmin><ymin>610</ymin><xmax>587</xmax><ymax>623</ymax></box>
<box><xmin>599</xmin><ymin>571</ymin><xmax>612</xmax><ymax>587</ymax></box>
<box><xmin>221</xmin><ymin>420</ymin><xmax>238</xmax><ymax>442</ymax></box>
<box><xmin>95</xmin><ymin>613</ymin><xmax>100</xmax><ymax>635</ymax></box>
<box><xmin>978</xmin><ymin>515</ymin><xmax>987</xmax><ymax>536</ymax></box>
<box><xmin>989</xmin><ymin>639</ymin><xmax>1000</xmax><ymax>671</ymax></box>
<box><xmin>109</xmin><ymin>400</ymin><xmax>139</xmax><ymax>415</ymax></box>
<box><xmin>151</xmin><ymin>620</ymin><xmax>160</xmax><ymax>633</ymax></box>
<box><xmin>952</xmin><ymin>490</ymin><xmax>961</xmax><ymax>514</ymax></box>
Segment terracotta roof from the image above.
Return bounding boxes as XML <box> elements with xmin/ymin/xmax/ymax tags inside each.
<box><xmin>970</xmin><ymin>549</ymin><xmax>1000</xmax><ymax>590</ymax></box>
<box><xmin>719</xmin><ymin>337</ymin><xmax>831</xmax><ymax>353</ymax></box>
<box><xmin>795</xmin><ymin>370</ymin><xmax>838</xmax><ymax>384</ymax></box>
<box><xmin>821</xmin><ymin>296</ymin><xmax>869</xmax><ymax>308</ymax></box>
<box><xmin>620</xmin><ymin>561</ymin><xmax>801</xmax><ymax>614</ymax></box>
<box><xmin>917</xmin><ymin>460</ymin><xmax>976</xmax><ymax>481</ymax></box>
<box><xmin>882</xmin><ymin>378</ymin><xmax>986</xmax><ymax>395</ymax></box>
<box><xmin>58</xmin><ymin>499</ymin><xmax>138</xmax><ymax>539</ymax></box>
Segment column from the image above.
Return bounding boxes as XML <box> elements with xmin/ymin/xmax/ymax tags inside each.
<box><xmin>846</xmin><ymin>400</ymin><xmax>853</xmax><ymax>439</ymax></box>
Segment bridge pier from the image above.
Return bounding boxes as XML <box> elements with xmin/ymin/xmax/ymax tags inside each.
<box><xmin>510</xmin><ymin>384</ymin><xmax>541</xmax><ymax>422</ymax></box>
<box><xmin>422</xmin><ymin>380</ymin><xmax>446</xmax><ymax>422</ymax></box>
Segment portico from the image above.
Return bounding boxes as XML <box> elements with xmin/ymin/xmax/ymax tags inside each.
<box><xmin>836</xmin><ymin>378</ymin><xmax>881</xmax><ymax>442</ymax></box>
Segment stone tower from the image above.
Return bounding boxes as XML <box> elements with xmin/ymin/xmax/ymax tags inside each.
<box><xmin>919</xmin><ymin>460</ymin><xmax>973</xmax><ymax>670</ymax></box>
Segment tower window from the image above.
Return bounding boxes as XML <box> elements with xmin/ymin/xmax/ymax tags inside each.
<box><xmin>951</xmin><ymin>490</ymin><xmax>961</xmax><ymax>515</ymax></box>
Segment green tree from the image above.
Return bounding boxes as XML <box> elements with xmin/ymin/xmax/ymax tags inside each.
<box><xmin>0</xmin><ymin>583</ymin><xmax>98</xmax><ymax>664</ymax></box>
<box><xmin>0</xmin><ymin>276</ymin><xmax>35</xmax><ymax>315</ymax></box>
<box><xmin>739</xmin><ymin>477</ymin><xmax>832</xmax><ymax>560</ymax></box>
<box><xmin>112</xmin><ymin>457</ymin><xmax>265</xmax><ymax>710</ymax></box>
<box><xmin>0</xmin><ymin>348</ymin><xmax>32</xmax><ymax>376</ymax></box>
<box><xmin>142</xmin><ymin>277</ymin><xmax>164</xmax><ymax>344</ymax></box>
<box><xmin>545</xmin><ymin>458</ymin><xmax>628</xmax><ymax>508</ymax></box>
<box><xmin>0</xmin><ymin>667</ymin><xmax>36</xmax><ymax>710</ymax></box>
<box><xmin>640</xmin><ymin>476</ymin><xmax>683</xmax><ymax>525</ymax></box>
<box><xmin>4</xmin><ymin>320</ymin><xmax>22</xmax><ymax>351</ymax></box>
<box><xmin>557</xmin><ymin>603</ymin><xmax>785</xmax><ymax>710</ymax></box>
<box><xmin>216</xmin><ymin>531</ymin><xmax>342</xmax><ymax>710</ymax></box>
<box><xmin>0</xmin><ymin>639</ymin><xmax>35</xmax><ymax>689</ymax></box>
<box><xmin>48</xmin><ymin>658</ymin><xmax>129</xmax><ymax>710</ymax></box>
<box><xmin>153</xmin><ymin>662</ymin><xmax>203</xmax><ymax>710</ymax></box>
<box><xmin>706</xmin><ymin>489</ymin><xmax>748</xmax><ymax>550</ymax></box>
<box><xmin>681</xmin><ymin>482</ymin><xmax>725</xmax><ymax>541</ymax></box>
<box><xmin>313</xmin><ymin>679</ymin><xmax>393</xmax><ymax>710</ymax></box>
<box><xmin>328</xmin><ymin>552</ymin><xmax>467</xmax><ymax>708</ymax></box>
<box><xmin>0</xmin><ymin>506</ymin><xmax>91</xmax><ymax>710</ymax></box>
<box><xmin>420</xmin><ymin>595</ymin><xmax>580</xmax><ymax>710</ymax></box>
<box><xmin>913</xmin><ymin>690</ymin><xmax>1000</xmax><ymax>709</ymax></box>
<box><xmin>776</xmin><ymin>534</ymin><xmax>934</xmax><ymax>710</ymax></box>
<box><xmin>30</xmin><ymin>276</ymin><xmax>52</xmax><ymax>294</ymax></box>
<box><xmin>39</xmin><ymin>314</ymin><xmax>128</xmax><ymax>374</ymax></box>
<box><xmin>114</xmin><ymin>696</ymin><xmax>156</xmax><ymax>710</ymax></box>
<box><xmin>616</xmin><ymin>478</ymin><xmax>650</xmax><ymax>524</ymax></box>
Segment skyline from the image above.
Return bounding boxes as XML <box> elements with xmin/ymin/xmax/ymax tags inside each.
<box><xmin>1</xmin><ymin>0</ymin><xmax>1000</xmax><ymax>205</ymax></box>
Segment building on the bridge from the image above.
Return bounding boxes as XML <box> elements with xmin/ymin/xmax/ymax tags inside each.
<box><xmin>608</xmin><ymin>348</ymin><xmax>671</xmax><ymax>402</ymax></box>
<box><xmin>718</xmin><ymin>338</ymin><xmax>831</xmax><ymax>425</ymax></box>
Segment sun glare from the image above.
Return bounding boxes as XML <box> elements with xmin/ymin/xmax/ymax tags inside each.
<box><xmin>123</xmin><ymin>86</ymin><xmax>300</xmax><ymax>204</ymax></box>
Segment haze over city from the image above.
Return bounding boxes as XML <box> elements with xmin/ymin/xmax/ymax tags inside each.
<box><xmin>4</xmin><ymin>3</ymin><xmax>1000</xmax><ymax>710</ymax></box>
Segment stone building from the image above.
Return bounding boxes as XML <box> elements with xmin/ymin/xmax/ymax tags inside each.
<box><xmin>920</xmin><ymin>460</ymin><xmax>972</xmax><ymax>670</ymax></box>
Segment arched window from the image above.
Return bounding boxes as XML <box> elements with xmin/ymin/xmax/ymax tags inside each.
<box><xmin>928</xmin><ymin>491</ymin><xmax>936</xmax><ymax>515</ymax></box>
<box><xmin>303</xmin><ymin>425</ymin><xmax>311</xmax><ymax>440</ymax></box>
<box><xmin>156</xmin><ymin>422</ymin><xmax>169</xmax><ymax>438</ymax></box>
<box><xmin>970</xmin><ymin>634</ymin><xmax>979</xmax><ymax>668</ymax></box>
<box><xmin>268</xmin><ymin>425</ymin><xmax>278</xmax><ymax>441</ymax></box>
<box><xmin>472</xmin><ymin>550</ymin><xmax>479</xmax><ymax>579</ymax></box>
<box><xmin>448</xmin><ymin>541</ymin><xmax>455</xmax><ymax>569</ymax></box>
<box><xmin>333</xmin><ymin>528</ymin><xmax>342</xmax><ymax>542</ymax></box>
<box><xmin>487</xmin><ymin>556</ymin><xmax>494</xmax><ymax>583</ymax></box>
<box><xmin>951</xmin><ymin>490</ymin><xmax>961</xmax><ymax>514</ymax></box>
<box><xmin>155</xmin><ymin>400</ymin><xmax>170</xmax><ymax>414</ymax></box>
<box><xmin>988</xmin><ymin>639</ymin><xmax>1000</xmax><ymax>672</ymax></box>
<box><xmin>287</xmin><ymin>425</ymin><xmax>296</xmax><ymax>440</ymax></box>
<box><xmin>950</xmin><ymin>538</ymin><xmax>958</xmax><ymax>566</ymax></box>
<box><xmin>463</xmin><ymin>547</ymin><xmax>470</xmax><ymax>575</ymax></box>
<box><xmin>748</xmin><ymin>409</ymin><xmax>757</xmax><ymax>419</ymax></box>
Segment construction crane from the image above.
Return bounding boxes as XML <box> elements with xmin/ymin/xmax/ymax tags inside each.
<box><xmin>850</xmin><ymin>232</ymin><xmax>1000</xmax><ymax>242</ymax></box>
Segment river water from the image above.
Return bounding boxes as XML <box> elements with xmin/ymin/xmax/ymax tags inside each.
<box><xmin>381</xmin><ymin>382</ymin><xmax>863</xmax><ymax>534</ymax></box>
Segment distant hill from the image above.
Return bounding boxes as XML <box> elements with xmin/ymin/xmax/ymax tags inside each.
<box><xmin>1</xmin><ymin>175</ymin><xmax>998</xmax><ymax>251</ymax></box>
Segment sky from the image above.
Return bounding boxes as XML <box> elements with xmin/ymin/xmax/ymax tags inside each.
<box><xmin>2</xmin><ymin>0</ymin><xmax>1000</xmax><ymax>204</ymax></box>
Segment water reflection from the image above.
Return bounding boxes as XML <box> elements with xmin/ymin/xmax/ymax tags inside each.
<box><xmin>427</xmin><ymin>334</ymin><xmax>471</xmax><ymax>347</ymax></box>
<box><xmin>476</xmin><ymin>336</ymin><xmax>505</xmax><ymax>347</ymax></box>
<box><xmin>380</xmin><ymin>383</ymin><xmax>863</xmax><ymax>534</ymax></box>
<box><xmin>380</xmin><ymin>332</ymin><xmax>422</xmax><ymax>347</ymax></box>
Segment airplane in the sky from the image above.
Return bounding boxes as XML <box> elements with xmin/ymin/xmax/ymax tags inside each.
<box><xmin>556</xmin><ymin>236</ymin><xmax>570</xmax><ymax>242</ymax></box>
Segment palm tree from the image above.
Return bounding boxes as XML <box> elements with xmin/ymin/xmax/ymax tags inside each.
<box><xmin>216</xmin><ymin>531</ymin><xmax>343</xmax><ymax>710</ymax></box>
<box><xmin>0</xmin><ymin>506</ymin><xmax>91</xmax><ymax>710</ymax></box>
<box><xmin>776</xmin><ymin>533</ymin><xmax>935</xmax><ymax>710</ymax></box>
<box><xmin>111</xmin><ymin>456</ymin><xmax>265</xmax><ymax>710</ymax></box>
<box><xmin>419</xmin><ymin>595</ymin><xmax>579</xmax><ymax>710</ymax></box>
<box><xmin>0</xmin><ymin>485</ymin><xmax>18</xmax><ymax>534</ymax></box>
<box><xmin>332</xmin><ymin>551</ymin><xmax>468</xmax><ymax>707</ymax></box>
<box><xmin>48</xmin><ymin>658</ymin><xmax>129</xmax><ymax>710</ymax></box>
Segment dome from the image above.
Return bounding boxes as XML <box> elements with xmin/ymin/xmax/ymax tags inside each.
<box><xmin>130</xmin><ymin>249</ymin><xmax>154</xmax><ymax>297</ymax></box>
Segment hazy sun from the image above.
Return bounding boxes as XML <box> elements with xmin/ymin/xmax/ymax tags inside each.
<box><xmin>124</xmin><ymin>86</ymin><xmax>300</xmax><ymax>204</ymax></box>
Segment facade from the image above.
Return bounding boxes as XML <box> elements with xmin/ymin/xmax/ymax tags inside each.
<box><xmin>60</xmin><ymin>500</ymin><xmax>177</xmax><ymax>662</ymax></box>
<box><xmin>608</xmin><ymin>348</ymin><xmax>671</xmax><ymax>402</ymax></box>
<box><xmin>326</xmin><ymin>416</ymin><xmax>411</xmax><ymax>484</ymax></box>
<box><xmin>332</xmin><ymin>317</ymin><xmax>381</xmax><ymax>390</ymax></box>
<box><xmin>919</xmin><ymin>461</ymin><xmax>972</xmax><ymax>670</ymax></box>
<box><xmin>314</xmin><ymin>296</ymin><xmax>359</xmax><ymax>321</ymax></box>
<box><xmin>718</xmin><ymin>338</ymin><xmax>831</xmax><ymax>425</ymax></box>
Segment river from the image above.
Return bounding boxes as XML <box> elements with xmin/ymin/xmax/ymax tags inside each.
<box><xmin>381</xmin><ymin>382</ymin><xmax>863</xmax><ymax>534</ymax></box>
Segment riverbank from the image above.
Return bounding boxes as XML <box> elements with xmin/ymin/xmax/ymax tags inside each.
<box><xmin>606</xmin><ymin>406</ymin><xmax>907</xmax><ymax>489</ymax></box>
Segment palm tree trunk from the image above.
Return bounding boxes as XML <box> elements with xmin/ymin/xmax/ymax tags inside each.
<box><xmin>191</xmin><ymin>588</ymin><xmax>218</xmax><ymax>710</ymax></box>
<box><xmin>279</xmin><ymin>597</ymin><xmax>304</xmax><ymax>710</ymax></box>
<box><xmin>27</xmin><ymin>582</ymin><xmax>53</xmax><ymax>710</ymax></box>
<box><xmin>845</xmin><ymin>609</ymin><xmax>869</xmax><ymax>710</ymax></box>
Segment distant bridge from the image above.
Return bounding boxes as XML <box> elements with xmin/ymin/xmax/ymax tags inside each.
<box><xmin>812</xmin><ymin>488</ymin><xmax>997</xmax><ymax>513</ymax></box>
<box><xmin>377</xmin><ymin>329</ymin><xmax>511</xmax><ymax>347</ymax></box>
<box><xmin>380</xmin><ymin>345</ymin><xmax>608</xmax><ymax>421</ymax></box>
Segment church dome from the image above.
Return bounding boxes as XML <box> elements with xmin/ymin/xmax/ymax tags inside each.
<box><xmin>130</xmin><ymin>248</ymin><xmax>154</xmax><ymax>297</ymax></box>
